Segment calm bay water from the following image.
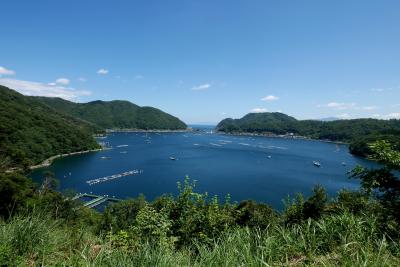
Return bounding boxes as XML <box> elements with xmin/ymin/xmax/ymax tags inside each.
<box><xmin>30</xmin><ymin>131</ymin><xmax>376</xmax><ymax>209</ymax></box>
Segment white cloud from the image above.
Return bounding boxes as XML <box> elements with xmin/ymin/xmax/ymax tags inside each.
<box><xmin>250</xmin><ymin>108</ymin><xmax>268</xmax><ymax>113</ymax></box>
<box><xmin>261</xmin><ymin>95</ymin><xmax>279</xmax><ymax>101</ymax></box>
<box><xmin>191</xmin><ymin>83</ymin><xmax>211</xmax><ymax>91</ymax></box>
<box><xmin>0</xmin><ymin>66</ymin><xmax>16</xmax><ymax>76</ymax></box>
<box><xmin>0</xmin><ymin>78</ymin><xmax>91</xmax><ymax>101</ymax></box>
<box><xmin>385</xmin><ymin>113</ymin><xmax>400</xmax><ymax>119</ymax></box>
<box><xmin>135</xmin><ymin>74</ymin><xmax>144</xmax><ymax>79</ymax></box>
<box><xmin>97</xmin><ymin>68</ymin><xmax>109</xmax><ymax>75</ymax></box>
<box><xmin>55</xmin><ymin>78</ymin><xmax>70</xmax><ymax>85</ymax></box>
<box><xmin>78</xmin><ymin>77</ymin><xmax>87</xmax><ymax>82</ymax></box>
<box><xmin>362</xmin><ymin>106</ymin><xmax>378</xmax><ymax>111</ymax></box>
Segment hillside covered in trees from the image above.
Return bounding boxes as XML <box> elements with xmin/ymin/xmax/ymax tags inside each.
<box><xmin>0</xmin><ymin>86</ymin><xmax>101</xmax><ymax>170</ymax></box>
<box><xmin>217</xmin><ymin>112</ymin><xmax>400</xmax><ymax>157</ymax></box>
<box><xmin>36</xmin><ymin>97</ymin><xmax>187</xmax><ymax>130</ymax></box>
<box><xmin>0</xmin><ymin>86</ymin><xmax>188</xmax><ymax>169</ymax></box>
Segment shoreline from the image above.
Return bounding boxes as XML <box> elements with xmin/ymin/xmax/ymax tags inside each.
<box><xmin>29</xmin><ymin>128</ymin><xmax>191</xmax><ymax>170</ymax></box>
<box><xmin>30</xmin><ymin>148</ymin><xmax>105</xmax><ymax>170</ymax></box>
<box><xmin>105</xmin><ymin>128</ymin><xmax>192</xmax><ymax>133</ymax></box>
<box><xmin>216</xmin><ymin>131</ymin><xmax>349</xmax><ymax>145</ymax></box>
<box><xmin>28</xmin><ymin>130</ymin><xmax>349</xmax><ymax>171</ymax></box>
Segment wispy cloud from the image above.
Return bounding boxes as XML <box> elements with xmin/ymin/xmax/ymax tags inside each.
<box><xmin>318</xmin><ymin>102</ymin><xmax>356</xmax><ymax>110</ymax></box>
<box><xmin>55</xmin><ymin>78</ymin><xmax>70</xmax><ymax>85</ymax></box>
<box><xmin>0</xmin><ymin>78</ymin><xmax>91</xmax><ymax>101</ymax></box>
<box><xmin>97</xmin><ymin>68</ymin><xmax>109</xmax><ymax>75</ymax></box>
<box><xmin>370</xmin><ymin>87</ymin><xmax>393</xmax><ymax>92</ymax></box>
<box><xmin>385</xmin><ymin>113</ymin><xmax>400</xmax><ymax>119</ymax></box>
<box><xmin>135</xmin><ymin>74</ymin><xmax>144</xmax><ymax>79</ymax></box>
<box><xmin>250</xmin><ymin>108</ymin><xmax>268</xmax><ymax>113</ymax></box>
<box><xmin>0</xmin><ymin>66</ymin><xmax>16</xmax><ymax>76</ymax></box>
<box><xmin>78</xmin><ymin>77</ymin><xmax>87</xmax><ymax>82</ymax></box>
<box><xmin>371</xmin><ymin>113</ymin><xmax>400</xmax><ymax>119</ymax></box>
<box><xmin>191</xmin><ymin>83</ymin><xmax>211</xmax><ymax>91</ymax></box>
<box><xmin>318</xmin><ymin>102</ymin><xmax>378</xmax><ymax>111</ymax></box>
<box><xmin>261</xmin><ymin>95</ymin><xmax>279</xmax><ymax>101</ymax></box>
<box><xmin>362</xmin><ymin>106</ymin><xmax>378</xmax><ymax>111</ymax></box>
<box><xmin>336</xmin><ymin>113</ymin><xmax>350</xmax><ymax>119</ymax></box>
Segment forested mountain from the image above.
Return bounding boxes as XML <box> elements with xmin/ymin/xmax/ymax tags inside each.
<box><xmin>36</xmin><ymin>97</ymin><xmax>187</xmax><ymax>130</ymax></box>
<box><xmin>0</xmin><ymin>86</ymin><xmax>100</xmax><ymax>169</ymax></box>
<box><xmin>217</xmin><ymin>112</ymin><xmax>400</xmax><ymax>156</ymax></box>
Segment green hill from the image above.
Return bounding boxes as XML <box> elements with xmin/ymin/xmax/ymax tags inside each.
<box><xmin>0</xmin><ymin>86</ymin><xmax>100</xmax><ymax>170</ymax></box>
<box><xmin>217</xmin><ymin>112</ymin><xmax>400</xmax><ymax>156</ymax></box>
<box><xmin>36</xmin><ymin>97</ymin><xmax>187</xmax><ymax>130</ymax></box>
<box><xmin>217</xmin><ymin>112</ymin><xmax>298</xmax><ymax>134</ymax></box>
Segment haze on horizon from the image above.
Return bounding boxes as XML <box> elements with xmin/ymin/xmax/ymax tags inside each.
<box><xmin>0</xmin><ymin>0</ymin><xmax>399</xmax><ymax>124</ymax></box>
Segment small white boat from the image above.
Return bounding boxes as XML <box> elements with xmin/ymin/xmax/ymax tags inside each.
<box><xmin>341</xmin><ymin>162</ymin><xmax>346</xmax><ymax>166</ymax></box>
<box><xmin>169</xmin><ymin>157</ymin><xmax>177</xmax><ymax>161</ymax></box>
<box><xmin>313</xmin><ymin>161</ymin><xmax>321</xmax><ymax>167</ymax></box>
<box><xmin>267</xmin><ymin>155</ymin><xmax>272</xmax><ymax>159</ymax></box>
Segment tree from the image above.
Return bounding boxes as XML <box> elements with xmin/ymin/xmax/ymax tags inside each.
<box><xmin>351</xmin><ymin>140</ymin><xmax>400</xmax><ymax>224</ymax></box>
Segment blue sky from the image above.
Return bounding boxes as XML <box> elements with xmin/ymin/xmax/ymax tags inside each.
<box><xmin>0</xmin><ymin>0</ymin><xmax>399</xmax><ymax>124</ymax></box>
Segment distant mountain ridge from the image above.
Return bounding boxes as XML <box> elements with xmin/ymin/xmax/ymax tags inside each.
<box><xmin>35</xmin><ymin>97</ymin><xmax>187</xmax><ymax>130</ymax></box>
<box><xmin>216</xmin><ymin>112</ymin><xmax>400</xmax><ymax>156</ymax></box>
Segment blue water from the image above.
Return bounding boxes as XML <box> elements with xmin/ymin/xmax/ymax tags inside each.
<box><xmin>30</xmin><ymin>132</ymin><xmax>376</xmax><ymax>209</ymax></box>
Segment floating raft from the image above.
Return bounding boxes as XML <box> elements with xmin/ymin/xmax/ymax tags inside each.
<box><xmin>72</xmin><ymin>193</ymin><xmax>121</xmax><ymax>209</ymax></box>
<box><xmin>86</xmin><ymin>170</ymin><xmax>143</xmax><ymax>186</ymax></box>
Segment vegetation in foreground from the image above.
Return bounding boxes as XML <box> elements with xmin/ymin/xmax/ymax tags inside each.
<box><xmin>0</xmin><ymin>141</ymin><xmax>399</xmax><ymax>266</ymax></box>
<box><xmin>217</xmin><ymin>112</ymin><xmax>400</xmax><ymax>157</ymax></box>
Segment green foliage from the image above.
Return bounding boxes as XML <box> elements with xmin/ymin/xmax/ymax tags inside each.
<box><xmin>217</xmin><ymin>112</ymin><xmax>400</xmax><ymax>157</ymax></box>
<box><xmin>0</xmin><ymin>86</ymin><xmax>101</xmax><ymax>169</ymax></box>
<box><xmin>1</xmin><ymin>207</ymin><xmax>399</xmax><ymax>266</ymax></box>
<box><xmin>36</xmin><ymin>96</ymin><xmax>187</xmax><ymax>130</ymax></box>
<box><xmin>351</xmin><ymin>140</ymin><xmax>400</xmax><ymax>236</ymax></box>
<box><xmin>100</xmin><ymin>195</ymin><xmax>147</xmax><ymax>232</ymax></box>
<box><xmin>167</xmin><ymin>177</ymin><xmax>235</xmax><ymax>247</ymax></box>
<box><xmin>131</xmin><ymin>204</ymin><xmax>176</xmax><ymax>251</ymax></box>
<box><xmin>283</xmin><ymin>185</ymin><xmax>328</xmax><ymax>225</ymax></box>
<box><xmin>235</xmin><ymin>200</ymin><xmax>277</xmax><ymax>228</ymax></box>
<box><xmin>336</xmin><ymin>189</ymin><xmax>372</xmax><ymax>215</ymax></box>
<box><xmin>0</xmin><ymin>172</ymin><xmax>34</xmax><ymax>218</ymax></box>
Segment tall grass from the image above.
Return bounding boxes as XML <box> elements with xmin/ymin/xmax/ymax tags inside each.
<box><xmin>1</xmin><ymin>210</ymin><xmax>399</xmax><ymax>266</ymax></box>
